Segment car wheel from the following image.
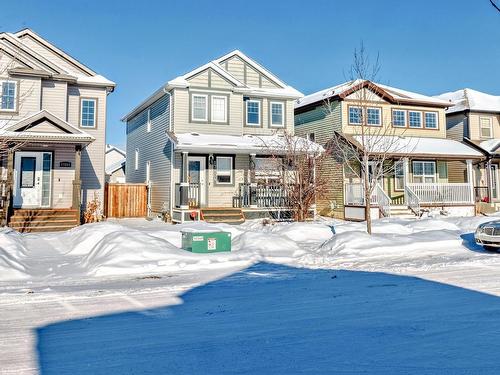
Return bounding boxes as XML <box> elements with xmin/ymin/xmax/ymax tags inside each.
<box><xmin>483</xmin><ymin>245</ymin><xmax>498</xmax><ymax>252</ymax></box>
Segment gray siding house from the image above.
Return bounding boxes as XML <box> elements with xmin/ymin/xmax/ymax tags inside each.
<box><xmin>0</xmin><ymin>29</ymin><xmax>115</xmax><ymax>231</ymax></box>
<box><xmin>122</xmin><ymin>50</ymin><xmax>304</xmax><ymax>222</ymax></box>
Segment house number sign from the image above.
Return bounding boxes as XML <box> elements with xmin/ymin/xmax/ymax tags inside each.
<box><xmin>59</xmin><ymin>161</ymin><xmax>72</xmax><ymax>168</ymax></box>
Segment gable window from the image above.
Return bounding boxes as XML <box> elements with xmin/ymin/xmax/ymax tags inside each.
<box><xmin>367</xmin><ymin>107</ymin><xmax>381</xmax><ymax>126</ymax></box>
<box><xmin>408</xmin><ymin>111</ymin><xmax>422</xmax><ymax>128</ymax></box>
<box><xmin>246</xmin><ymin>100</ymin><xmax>260</xmax><ymax>126</ymax></box>
<box><xmin>211</xmin><ymin>95</ymin><xmax>227</xmax><ymax>123</ymax></box>
<box><xmin>1</xmin><ymin>81</ymin><xmax>16</xmax><ymax>111</ymax></box>
<box><xmin>480</xmin><ymin>117</ymin><xmax>493</xmax><ymax>139</ymax></box>
<box><xmin>270</xmin><ymin>101</ymin><xmax>284</xmax><ymax>127</ymax></box>
<box><xmin>134</xmin><ymin>149</ymin><xmax>139</xmax><ymax>170</ymax></box>
<box><xmin>192</xmin><ymin>94</ymin><xmax>208</xmax><ymax>121</ymax></box>
<box><xmin>80</xmin><ymin>98</ymin><xmax>96</xmax><ymax>128</ymax></box>
<box><xmin>392</xmin><ymin>109</ymin><xmax>406</xmax><ymax>127</ymax></box>
<box><xmin>146</xmin><ymin>109</ymin><xmax>151</xmax><ymax>132</ymax></box>
<box><xmin>394</xmin><ymin>161</ymin><xmax>404</xmax><ymax>191</ymax></box>
<box><xmin>215</xmin><ymin>156</ymin><xmax>232</xmax><ymax>184</ymax></box>
<box><xmin>412</xmin><ymin>161</ymin><xmax>436</xmax><ymax>183</ymax></box>
<box><xmin>348</xmin><ymin>106</ymin><xmax>362</xmax><ymax>125</ymax></box>
<box><xmin>424</xmin><ymin>112</ymin><xmax>438</xmax><ymax>129</ymax></box>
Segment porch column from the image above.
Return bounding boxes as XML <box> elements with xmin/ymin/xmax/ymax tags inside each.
<box><xmin>72</xmin><ymin>145</ymin><xmax>82</xmax><ymax>220</ymax></box>
<box><xmin>486</xmin><ymin>159</ymin><xmax>493</xmax><ymax>202</ymax></box>
<box><xmin>403</xmin><ymin>157</ymin><xmax>410</xmax><ymax>188</ymax></box>
<box><xmin>180</xmin><ymin>151</ymin><xmax>189</xmax><ymax>209</ymax></box>
<box><xmin>466</xmin><ymin>159</ymin><xmax>474</xmax><ymax>204</ymax></box>
<box><xmin>249</xmin><ymin>153</ymin><xmax>257</xmax><ymax>208</ymax></box>
<box><xmin>2</xmin><ymin>147</ymin><xmax>14</xmax><ymax>226</ymax></box>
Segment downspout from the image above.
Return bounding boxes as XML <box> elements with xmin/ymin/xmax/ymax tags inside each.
<box><xmin>164</xmin><ymin>87</ymin><xmax>174</xmax><ymax>221</ymax></box>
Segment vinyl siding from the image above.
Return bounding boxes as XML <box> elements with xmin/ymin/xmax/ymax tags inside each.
<box><xmin>446</xmin><ymin>113</ymin><xmax>467</xmax><ymax>141</ymax></box>
<box><xmin>126</xmin><ymin>94</ymin><xmax>172</xmax><ymax>214</ymax></box>
<box><xmin>468</xmin><ymin>112</ymin><xmax>500</xmax><ymax>141</ymax></box>
<box><xmin>295</xmin><ymin>101</ymin><xmax>342</xmax><ymax>144</ymax></box>
<box><xmin>67</xmin><ymin>85</ymin><xmax>108</xmax><ymax>207</ymax></box>
<box><xmin>41</xmin><ymin>80</ymin><xmax>68</xmax><ymax>120</ymax></box>
<box><xmin>223</xmin><ymin>56</ymin><xmax>245</xmax><ymax>82</ymax></box>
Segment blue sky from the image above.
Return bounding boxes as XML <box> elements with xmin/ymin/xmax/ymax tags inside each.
<box><xmin>2</xmin><ymin>0</ymin><xmax>499</xmax><ymax>148</ymax></box>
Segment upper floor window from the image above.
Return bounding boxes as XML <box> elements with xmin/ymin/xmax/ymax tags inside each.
<box><xmin>480</xmin><ymin>117</ymin><xmax>493</xmax><ymax>139</ymax></box>
<box><xmin>392</xmin><ymin>109</ymin><xmax>406</xmax><ymax>127</ymax></box>
<box><xmin>367</xmin><ymin>107</ymin><xmax>381</xmax><ymax>126</ymax></box>
<box><xmin>215</xmin><ymin>156</ymin><xmax>232</xmax><ymax>184</ymax></box>
<box><xmin>211</xmin><ymin>95</ymin><xmax>227</xmax><ymax>123</ymax></box>
<box><xmin>146</xmin><ymin>108</ymin><xmax>151</xmax><ymax>132</ymax></box>
<box><xmin>80</xmin><ymin>98</ymin><xmax>96</xmax><ymax>128</ymax></box>
<box><xmin>408</xmin><ymin>111</ymin><xmax>422</xmax><ymax>128</ymax></box>
<box><xmin>424</xmin><ymin>112</ymin><xmax>438</xmax><ymax>129</ymax></box>
<box><xmin>1</xmin><ymin>81</ymin><xmax>16</xmax><ymax>111</ymax></box>
<box><xmin>192</xmin><ymin>94</ymin><xmax>208</xmax><ymax>121</ymax></box>
<box><xmin>270</xmin><ymin>101</ymin><xmax>284</xmax><ymax>127</ymax></box>
<box><xmin>246</xmin><ymin>100</ymin><xmax>260</xmax><ymax>126</ymax></box>
<box><xmin>348</xmin><ymin>106</ymin><xmax>362</xmax><ymax>125</ymax></box>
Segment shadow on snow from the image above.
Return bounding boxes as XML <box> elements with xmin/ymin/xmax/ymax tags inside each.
<box><xmin>36</xmin><ymin>262</ymin><xmax>500</xmax><ymax>374</ymax></box>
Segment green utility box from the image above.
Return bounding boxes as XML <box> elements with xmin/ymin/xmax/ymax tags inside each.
<box><xmin>181</xmin><ymin>230</ymin><xmax>232</xmax><ymax>253</ymax></box>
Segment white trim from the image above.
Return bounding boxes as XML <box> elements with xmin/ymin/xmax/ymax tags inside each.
<box><xmin>270</xmin><ymin>101</ymin><xmax>284</xmax><ymax>127</ymax></box>
<box><xmin>245</xmin><ymin>100</ymin><xmax>261</xmax><ymax>126</ymax></box>
<box><xmin>80</xmin><ymin>98</ymin><xmax>96</xmax><ymax>128</ymax></box>
<box><xmin>0</xmin><ymin>80</ymin><xmax>17</xmax><ymax>112</ymax></box>
<box><xmin>392</xmin><ymin>109</ymin><xmax>406</xmax><ymax>127</ymax></box>
<box><xmin>366</xmin><ymin>107</ymin><xmax>381</xmax><ymax>126</ymax></box>
<box><xmin>215</xmin><ymin>156</ymin><xmax>233</xmax><ymax>184</ymax></box>
<box><xmin>134</xmin><ymin>149</ymin><xmax>139</xmax><ymax>170</ymax></box>
<box><xmin>146</xmin><ymin>108</ymin><xmax>151</xmax><ymax>132</ymax></box>
<box><xmin>211</xmin><ymin>95</ymin><xmax>227</xmax><ymax>123</ymax></box>
<box><xmin>408</xmin><ymin>110</ymin><xmax>423</xmax><ymax>128</ymax></box>
<box><xmin>348</xmin><ymin>105</ymin><xmax>362</xmax><ymax>125</ymax></box>
<box><xmin>480</xmin><ymin>117</ymin><xmax>493</xmax><ymax>139</ymax></box>
<box><xmin>412</xmin><ymin>160</ymin><xmax>436</xmax><ymax>183</ymax></box>
<box><xmin>191</xmin><ymin>93</ymin><xmax>208</xmax><ymax>121</ymax></box>
<box><xmin>146</xmin><ymin>160</ymin><xmax>151</xmax><ymax>182</ymax></box>
<box><xmin>424</xmin><ymin>111</ymin><xmax>438</xmax><ymax>129</ymax></box>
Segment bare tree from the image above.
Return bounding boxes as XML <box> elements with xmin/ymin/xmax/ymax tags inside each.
<box><xmin>259</xmin><ymin>132</ymin><xmax>329</xmax><ymax>222</ymax></box>
<box><xmin>325</xmin><ymin>43</ymin><xmax>411</xmax><ymax>234</ymax></box>
<box><xmin>491</xmin><ymin>0</ymin><xmax>500</xmax><ymax>12</ymax></box>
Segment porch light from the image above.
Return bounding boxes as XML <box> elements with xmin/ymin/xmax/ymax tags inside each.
<box><xmin>209</xmin><ymin>155</ymin><xmax>214</xmax><ymax>166</ymax></box>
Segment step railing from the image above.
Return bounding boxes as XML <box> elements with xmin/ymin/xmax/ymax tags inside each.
<box><xmin>375</xmin><ymin>183</ymin><xmax>391</xmax><ymax>217</ymax></box>
<box><xmin>405</xmin><ymin>185</ymin><xmax>420</xmax><ymax>215</ymax></box>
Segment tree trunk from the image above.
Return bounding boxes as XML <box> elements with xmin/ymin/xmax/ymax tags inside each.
<box><xmin>363</xmin><ymin>156</ymin><xmax>372</xmax><ymax>234</ymax></box>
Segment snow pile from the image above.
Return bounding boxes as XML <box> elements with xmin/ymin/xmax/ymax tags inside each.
<box><xmin>0</xmin><ymin>228</ymin><xmax>29</xmax><ymax>280</ymax></box>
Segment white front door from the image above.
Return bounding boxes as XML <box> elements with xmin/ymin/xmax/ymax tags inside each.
<box><xmin>188</xmin><ymin>156</ymin><xmax>207</xmax><ymax>207</ymax></box>
<box><xmin>13</xmin><ymin>151</ymin><xmax>52</xmax><ymax>208</ymax></box>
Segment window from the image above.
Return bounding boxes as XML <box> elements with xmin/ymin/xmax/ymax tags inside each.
<box><xmin>192</xmin><ymin>94</ymin><xmax>208</xmax><ymax>121</ymax></box>
<box><xmin>480</xmin><ymin>117</ymin><xmax>493</xmax><ymax>139</ymax></box>
<box><xmin>408</xmin><ymin>111</ymin><xmax>422</xmax><ymax>128</ymax></box>
<box><xmin>392</xmin><ymin>109</ymin><xmax>406</xmax><ymax>127</ymax></box>
<box><xmin>255</xmin><ymin>157</ymin><xmax>281</xmax><ymax>182</ymax></box>
<box><xmin>1</xmin><ymin>81</ymin><xmax>16</xmax><ymax>111</ymax></box>
<box><xmin>424</xmin><ymin>112</ymin><xmax>438</xmax><ymax>129</ymax></box>
<box><xmin>216</xmin><ymin>156</ymin><xmax>232</xmax><ymax>184</ymax></box>
<box><xmin>270</xmin><ymin>101</ymin><xmax>284</xmax><ymax>127</ymax></box>
<box><xmin>211</xmin><ymin>96</ymin><xmax>227</xmax><ymax>123</ymax></box>
<box><xmin>134</xmin><ymin>149</ymin><xmax>139</xmax><ymax>170</ymax></box>
<box><xmin>307</xmin><ymin>133</ymin><xmax>315</xmax><ymax>142</ymax></box>
<box><xmin>394</xmin><ymin>161</ymin><xmax>404</xmax><ymax>191</ymax></box>
<box><xmin>367</xmin><ymin>107</ymin><xmax>381</xmax><ymax>126</ymax></box>
<box><xmin>80</xmin><ymin>99</ymin><xmax>96</xmax><ymax>128</ymax></box>
<box><xmin>348</xmin><ymin>106</ymin><xmax>362</xmax><ymax>125</ymax></box>
<box><xmin>146</xmin><ymin>109</ymin><xmax>151</xmax><ymax>132</ymax></box>
<box><xmin>412</xmin><ymin>161</ymin><xmax>436</xmax><ymax>183</ymax></box>
<box><xmin>20</xmin><ymin>157</ymin><xmax>36</xmax><ymax>188</ymax></box>
<box><xmin>246</xmin><ymin>100</ymin><xmax>260</xmax><ymax>126</ymax></box>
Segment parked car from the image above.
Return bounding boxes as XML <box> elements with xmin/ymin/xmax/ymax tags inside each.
<box><xmin>475</xmin><ymin>221</ymin><xmax>500</xmax><ymax>251</ymax></box>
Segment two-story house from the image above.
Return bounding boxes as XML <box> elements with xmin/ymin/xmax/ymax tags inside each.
<box><xmin>0</xmin><ymin>29</ymin><xmax>115</xmax><ymax>231</ymax></box>
<box><xmin>122</xmin><ymin>50</ymin><xmax>310</xmax><ymax>223</ymax></box>
<box><xmin>436</xmin><ymin>88</ymin><xmax>500</xmax><ymax>210</ymax></box>
<box><xmin>295</xmin><ymin>80</ymin><xmax>483</xmax><ymax>220</ymax></box>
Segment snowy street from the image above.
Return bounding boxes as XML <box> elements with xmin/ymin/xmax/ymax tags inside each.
<box><xmin>2</xmin><ymin>217</ymin><xmax>500</xmax><ymax>374</ymax></box>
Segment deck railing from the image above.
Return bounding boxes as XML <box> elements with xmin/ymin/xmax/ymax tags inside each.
<box><xmin>236</xmin><ymin>183</ymin><xmax>290</xmax><ymax>208</ymax></box>
<box><xmin>174</xmin><ymin>183</ymin><xmax>201</xmax><ymax>208</ymax></box>
<box><xmin>406</xmin><ymin>183</ymin><xmax>473</xmax><ymax>204</ymax></box>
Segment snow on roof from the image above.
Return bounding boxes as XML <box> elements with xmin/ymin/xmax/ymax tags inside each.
<box><xmin>106</xmin><ymin>158</ymin><xmax>126</xmax><ymax>175</ymax></box>
<box><xmin>106</xmin><ymin>144</ymin><xmax>126</xmax><ymax>155</ymax></box>
<box><xmin>296</xmin><ymin>80</ymin><xmax>451</xmax><ymax>109</ymax></box>
<box><xmin>169</xmin><ymin>132</ymin><xmax>323</xmax><ymax>154</ymax></box>
<box><xmin>352</xmin><ymin>135</ymin><xmax>483</xmax><ymax>158</ymax></box>
<box><xmin>435</xmin><ymin>88</ymin><xmax>500</xmax><ymax>114</ymax></box>
<box><xmin>121</xmin><ymin>50</ymin><xmax>302</xmax><ymax>122</ymax></box>
<box><xmin>478</xmin><ymin>139</ymin><xmax>500</xmax><ymax>154</ymax></box>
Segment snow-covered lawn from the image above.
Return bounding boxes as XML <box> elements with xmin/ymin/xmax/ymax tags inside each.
<box><xmin>2</xmin><ymin>216</ymin><xmax>500</xmax><ymax>374</ymax></box>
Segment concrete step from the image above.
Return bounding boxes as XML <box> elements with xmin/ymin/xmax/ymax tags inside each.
<box><xmin>201</xmin><ymin>208</ymin><xmax>245</xmax><ymax>224</ymax></box>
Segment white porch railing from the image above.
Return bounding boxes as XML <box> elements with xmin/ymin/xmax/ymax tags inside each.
<box><xmin>406</xmin><ymin>183</ymin><xmax>473</xmax><ymax>204</ymax></box>
<box><xmin>404</xmin><ymin>185</ymin><xmax>420</xmax><ymax>215</ymax></box>
<box><xmin>345</xmin><ymin>183</ymin><xmax>365</xmax><ymax>205</ymax></box>
<box><xmin>375</xmin><ymin>184</ymin><xmax>391</xmax><ymax>217</ymax></box>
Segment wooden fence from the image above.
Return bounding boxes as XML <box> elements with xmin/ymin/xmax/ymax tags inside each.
<box><xmin>105</xmin><ymin>183</ymin><xmax>148</xmax><ymax>218</ymax></box>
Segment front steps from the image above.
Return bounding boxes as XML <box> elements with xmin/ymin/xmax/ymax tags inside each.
<box><xmin>200</xmin><ymin>208</ymin><xmax>245</xmax><ymax>225</ymax></box>
<box><xmin>8</xmin><ymin>209</ymin><xmax>80</xmax><ymax>233</ymax></box>
<box><xmin>388</xmin><ymin>205</ymin><xmax>417</xmax><ymax>219</ymax></box>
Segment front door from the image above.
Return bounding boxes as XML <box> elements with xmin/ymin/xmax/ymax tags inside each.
<box><xmin>13</xmin><ymin>151</ymin><xmax>52</xmax><ymax>208</ymax></box>
<box><xmin>188</xmin><ymin>156</ymin><xmax>206</xmax><ymax>207</ymax></box>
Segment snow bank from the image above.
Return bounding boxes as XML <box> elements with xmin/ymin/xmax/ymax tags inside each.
<box><xmin>0</xmin><ymin>228</ymin><xmax>29</xmax><ymax>280</ymax></box>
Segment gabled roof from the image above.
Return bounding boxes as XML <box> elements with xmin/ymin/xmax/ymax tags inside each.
<box><xmin>121</xmin><ymin>50</ymin><xmax>303</xmax><ymax>122</ymax></box>
<box><xmin>106</xmin><ymin>144</ymin><xmax>126</xmax><ymax>156</ymax></box>
<box><xmin>106</xmin><ymin>158</ymin><xmax>126</xmax><ymax>175</ymax></box>
<box><xmin>0</xmin><ymin>110</ymin><xmax>94</xmax><ymax>143</ymax></box>
<box><xmin>295</xmin><ymin>80</ymin><xmax>452</xmax><ymax>111</ymax></box>
<box><xmin>0</xmin><ymin>29</ymin><xmax>115</xmax><ymax>88</ymax></box>
<box><xmin>435</xmin><ymin>88</ymin><xmax>500</xmax><ymax>114</ymax></box>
